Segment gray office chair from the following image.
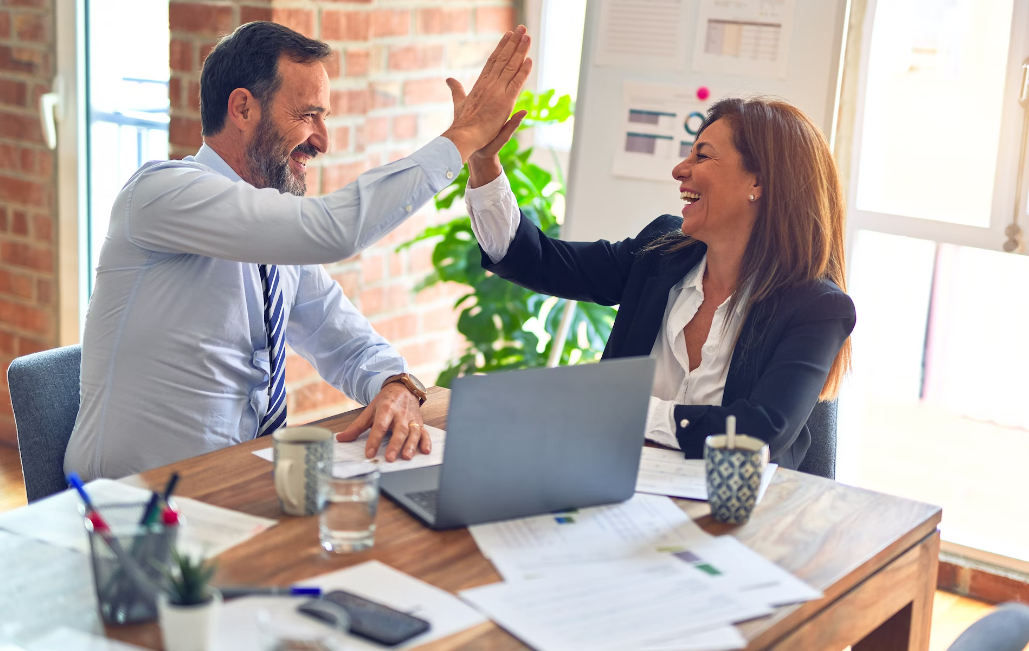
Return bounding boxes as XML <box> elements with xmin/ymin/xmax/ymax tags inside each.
<box><xmin>796</xmin><ymin>400</ymin><xmax>837</xmax><ymax>480</ymax></box>
<box><xmin>948</xmin><ymin>603</ymin><xmax>1029</xmax><ymax>651</ymax></box>
<box><xmin>8</xmin><ymin>344</ymin><xmax>82</xmax><ymax>502</ymax></box>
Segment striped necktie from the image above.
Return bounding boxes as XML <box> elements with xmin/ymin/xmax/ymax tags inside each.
<box><xmin>257</xmin><ymin>264</ymin><xmax>287</xmax><ymax>437</ymax></box>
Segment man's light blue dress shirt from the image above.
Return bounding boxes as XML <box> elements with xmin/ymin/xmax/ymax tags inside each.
<box><xmin>65</xmin><ymin>137</ymin><xmax>462</xmax><ymax>480</ymax></box>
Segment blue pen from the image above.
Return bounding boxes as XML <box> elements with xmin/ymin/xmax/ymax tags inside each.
<box><xmin>67</xmin><ymin>472</ymin><xmax>95</xmax><ymax>511</ymax></box>
<box><xmin>219</xmin><ymin>586</ymin><xmax>323</xmax><ymax>600</ymax></box>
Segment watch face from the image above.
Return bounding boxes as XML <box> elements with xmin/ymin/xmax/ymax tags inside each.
<box><xmin>409</xmin><ymin>374</ymin><xmax>426</xmax><ymax>392</ymax></box>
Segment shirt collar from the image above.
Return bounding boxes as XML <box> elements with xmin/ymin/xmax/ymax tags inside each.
<box><xmin>673</xmin><ymin>253</ymin><xmax>707</xmax><ymax>293</ymax></box>
<box><xmin>191</xmin><ymin>144</ymin><xmax>243</xmax><ymax>182</ymax></box>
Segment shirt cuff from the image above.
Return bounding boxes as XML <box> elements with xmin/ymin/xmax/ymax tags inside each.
<box><xmin>645</xmin><ymin>397</ymin><xmax>680</xmax><ymax>449</ymax></box>
<box><xmin>368</xmin><ymin>367</ymin><xmax>408</xmax><ymax>403</ymax></box>
<box><xmin>466</xmin><ymin>172</ymin><xmax>519</xmax><ymax>264</ymax></box>
<box><xmin>407</xmin><ymin>136</ymin><xmax>463</xmax><ymax>193</ymax></box>
<box><xmin>465</xmin><ymin>170</ymin><xmax>510</xmax><ymax>211</ymax></box>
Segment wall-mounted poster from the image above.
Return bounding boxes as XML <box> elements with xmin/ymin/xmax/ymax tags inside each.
<box><xmin>612</xmin><ymin>81</ymin><xmax>714</xmax><ymax>182</ymax></box>
<box><xmin>691</xmin><ymin>0</ymin><xmax>797</xmax><ymax>79</ymax></box>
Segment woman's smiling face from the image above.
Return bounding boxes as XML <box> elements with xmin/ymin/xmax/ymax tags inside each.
<box><xmin>671</xmin><ymin>119</ymin><xmax>762</xmax><ymax>245</ymax></box>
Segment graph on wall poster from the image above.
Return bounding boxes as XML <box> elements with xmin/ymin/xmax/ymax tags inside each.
<box><xmin>692</xmin><ymin>0</ymin><xmax>796</xmax><ymax>79</ymax></box>
<box><xmin>704</xmin><ymin>20</ymin><xmax>781</xmax><ymax>62</ymax></box>
<box><xmin>613</xmin><ymin>82</ymin><xmax>713</xmax><ymax>182</ymax></box>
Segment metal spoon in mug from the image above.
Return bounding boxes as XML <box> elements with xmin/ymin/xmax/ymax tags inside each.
<box><xmin>726</xmin><ymin>415</ymin><xmax>736</xmax><ymax>449</ymax></box>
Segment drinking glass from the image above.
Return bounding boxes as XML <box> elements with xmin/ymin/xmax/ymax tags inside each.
<box><xmin>318</xmin><ymin>463</ymin><xmax>380</xmax><ymax>553</ymax></box>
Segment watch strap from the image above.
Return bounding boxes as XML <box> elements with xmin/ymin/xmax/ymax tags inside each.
<box><xmin>382</xmin><ymin>373</ymin><xmax>427</xmax><ymax>406</ymax></box>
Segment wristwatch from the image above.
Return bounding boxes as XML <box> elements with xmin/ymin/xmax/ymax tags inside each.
<box><xmin>382</xmin><ymin>373</ymin><xmax>427</xmax><ymax>406</ymax></box>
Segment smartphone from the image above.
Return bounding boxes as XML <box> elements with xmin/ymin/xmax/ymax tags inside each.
<box><xmin>298</xmin><ymin>589</ymin><xmax>431</xmax><ymax>647</ymax></box>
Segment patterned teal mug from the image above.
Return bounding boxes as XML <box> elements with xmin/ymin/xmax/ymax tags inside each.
<box><xmin>704</xmin><ymin>434</ymin><xmax>769</xmax><ymax>524</ymax></box>
<box><xmin>272</xmin><ymin>426</ymin><xmax>333</xmax><ymax>516</ymax></box>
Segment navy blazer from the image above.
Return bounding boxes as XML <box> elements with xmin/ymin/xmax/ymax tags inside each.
<box><xmin>482</xmin><ymin>213</ymin><xmax>857</xmax><ymax>470</ymax></box>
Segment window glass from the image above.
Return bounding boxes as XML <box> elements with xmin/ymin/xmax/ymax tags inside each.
<box><xmin>537</xmin><ymin>0</ymin><xmax>588</xmax><ymax>151</ymax></box>
<box><xmin>855</xmin><ymin>0</ymin><xmax>1014</xmax><ymax>227</ymax></box>
<box><xmin>86</xmin><ymin>0</ymin><xmax>170</xmax><ymax>291</ymax></box>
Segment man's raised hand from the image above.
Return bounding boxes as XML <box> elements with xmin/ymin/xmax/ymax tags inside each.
<box><xmin>442</xmin><ymin>25</ymin><xmax>533</xmax><ymax>162</ymax></box>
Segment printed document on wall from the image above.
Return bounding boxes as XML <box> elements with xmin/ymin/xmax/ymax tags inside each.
<box><xmin>692</xmin><ymin>0</ymin><xmax>797</xmax><ymax>79</ymax></box>
<box><xmin>613</xmin><ymin>81</ymin><xmax>714</xmax><ymax>182</ymax></box>
<box><xmin>594</xmin><ymin>0</ymin><xmax>692</xmax><ymax>71</ymax></box>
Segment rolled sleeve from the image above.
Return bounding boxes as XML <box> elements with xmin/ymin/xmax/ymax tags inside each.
<box><xmin>285</xmin><ymin>265</ymin><xmax>408</xmax><ymax>406</ymax></box>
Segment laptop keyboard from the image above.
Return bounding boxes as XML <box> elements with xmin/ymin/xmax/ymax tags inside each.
<box><xmin>406</xmin><ymin>489</ymin><xmax>439</xmax><ymax>516</ymax></box>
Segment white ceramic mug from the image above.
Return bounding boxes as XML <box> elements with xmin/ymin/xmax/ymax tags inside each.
<box><xmin>272</xmin><ymin>427</ymin><xmax>333</xmax><ymax>516</ymax></box>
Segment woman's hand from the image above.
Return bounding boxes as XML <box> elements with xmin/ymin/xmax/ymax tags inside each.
<box><xmin>467</xmin><ymin>110</ymin><xmax>526</xmax><ymax>189</ymax></box>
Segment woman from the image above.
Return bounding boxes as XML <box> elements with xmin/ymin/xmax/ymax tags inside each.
<box><xmin>464</xmin><ymin>96</ymin><xmax>855</xmax><ymax>471</ymax></box>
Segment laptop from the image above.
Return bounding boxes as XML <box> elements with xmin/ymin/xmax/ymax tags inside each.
<box><xmin>379</xmin><ymin>356</ymin><xmax>656</xmax><ymax>530</ymax></box>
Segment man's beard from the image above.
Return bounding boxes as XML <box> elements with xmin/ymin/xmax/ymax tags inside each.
<box><xmin>245</xmin><ymin>118</ymin><xmax>318</xmax><ymax>197</ymax></box>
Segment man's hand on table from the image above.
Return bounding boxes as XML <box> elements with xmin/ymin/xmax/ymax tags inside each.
<box><xmin>335</xmin><ymin>382</ymin><xmax>430</xmax><ymax>462</ymax></box>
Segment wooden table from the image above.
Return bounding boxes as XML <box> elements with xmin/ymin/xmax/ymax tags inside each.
<box><xmin>108</xmin><ymin>386</ymin><xmax>941</xmax><ymax>651</ymax></box>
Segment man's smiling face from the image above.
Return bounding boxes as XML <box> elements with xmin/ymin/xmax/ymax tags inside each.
<box><xmin>244</xmin><ymin>56</ymin><xmax>330</xmax><ymax>196</ymax></box>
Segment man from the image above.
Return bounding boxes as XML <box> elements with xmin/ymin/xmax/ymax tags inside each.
<box><xmin>65</xmin><ymin>21</ymin><xmax>532</xmax><ymax>480</ymax></box>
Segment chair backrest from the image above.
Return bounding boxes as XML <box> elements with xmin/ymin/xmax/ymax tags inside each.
<box><xmin>797</xmin><ymin>400</ymin><xmax>837</xmax><ymax>480</ymax></box>
<box><xmin>948</xmin><ymin>603</ymin><xmax>1029</xmax><ymax>651</ymax></box>
<box><xmin>8</xmin><ymin>344</ymin><xmax>82</xmax><ymax>502</ymax></box>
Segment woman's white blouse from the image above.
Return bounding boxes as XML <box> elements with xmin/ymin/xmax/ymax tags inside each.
<box><xmin>466</xmin><ymin>172</ymin><xmax>744</xmax><ymax>449</ymax></box>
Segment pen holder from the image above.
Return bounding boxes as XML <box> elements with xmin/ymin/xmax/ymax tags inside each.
<box><xmin>85</xmin><ymin>502</ymin><xmax>179</xmax><ymax>625</ymax></box>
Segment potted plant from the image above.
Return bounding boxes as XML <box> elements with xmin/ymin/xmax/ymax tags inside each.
<box><xmin>157</xmin><ymin>549</ymin><xmax>221</xmax><ymax>651</ymax></box>
<box><xmin>399</xmin><ymin>90</ymin><xmax>617</xmax><ymax>385</ymax></box>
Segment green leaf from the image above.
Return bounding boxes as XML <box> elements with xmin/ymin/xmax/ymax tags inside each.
<box><xmin>513</xmin><ymin>89</ymin><xmax>574</xmax><ymax>126</ymax></box>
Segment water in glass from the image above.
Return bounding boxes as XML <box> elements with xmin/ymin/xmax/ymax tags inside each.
<box><xmin>319</xmin><ymin>465</ymin><xmax>380</xmax><ymax>553</ymax></box>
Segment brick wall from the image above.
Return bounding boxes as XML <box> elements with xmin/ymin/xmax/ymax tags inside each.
<box><xmin>0</xmin><ymin>0</ymin><xmax>56</xmax><ymax>446</ymax></box>
<box><xmin>169</xmin><ymin>0</ymin><xmax>515</xmax><ymax>424</ymax></box>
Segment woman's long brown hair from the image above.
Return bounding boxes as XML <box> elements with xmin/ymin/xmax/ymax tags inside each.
<box><xmin>651</xmin><ymin>96</ymin><xmax>851</xmax><ymax>400</ymax></box>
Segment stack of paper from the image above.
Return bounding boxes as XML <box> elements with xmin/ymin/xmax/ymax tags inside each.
<box><xmin>463</xmin><ymin>493</ymin><xmax>821</xmax><ymax>651</ymax></box>
<box><xmin>252</xmin><ymin>424</ymin><xmax>446</xmax><ymax>473</ymax></box>
<box><xmin>0</xmin><ymin>531</ymin><xmax>103</xmax><ymax>646</ymax></box>
<box><xmin>461</xmin><ymin>557</ymin><xmax>769</xmax><ymax>651</ymax></box>
<box><xmin>0</xmin><ymin>479</ymin><xmax>276</xmax><ymax>558</ymax></box>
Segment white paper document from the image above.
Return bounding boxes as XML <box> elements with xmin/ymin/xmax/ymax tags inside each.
<box><xmin>613</xmin><ymin>82</ymin><xmax>715</xmax><ymax>182</ymax></box>
<box><xmin>460</xmin><ymin>558</ymin><xmax>770</xmax><ymax>651</ymax></box>
<box><xmin>469</xmin><ymin>492</ymin><xmax>819</xmax><ymax>610</ymax></box>
<box><xmin>692</xmin><ymin>0</ymin><xmax>797</xmax><ymax>79</ymax></box>
<box><xmin>252</xmin><ymin>424</ymin><xmax>446</xmax><ymax>473</ymax></box>
<box><xmin>636</xmin><ymin>447</ymin><xmax>778</xmax><ymax>502</ymax></box>
<box><xmin>217</xmin><ymin>560</ymin><xmax>486</xmax><ymax>651</ymax></box>
<box><xmin>594</xmin><ymin>0</ymin><xmax>692</xmax><ymax>71</ymax></box>
<box><xmin>0</xmin><ymin>479</ymin><xmax>276</xmax><ymax>558</ymax></box>
<box><xmin>639</xmin><ymin>625</ymin><xmax>746</xmax><ymax>651</ymax></box>
<box><xmin>679</xmin><ymin>535</ymin><xmax>823</xmax><ymax>607</ymax></box>
<box><xmin>23</xmin><ymin>627</ymin><xmax>149</xmax><ymax>651</ymax></box>
<box><xmin>469</xmin><ymin>493</ymin><xmax>710</xmax><ymax>561</ymax></box>
<box><xmin>0</xmin><ymin>532</ymin><xmax>104</xmax><ymax>646</ymax></box>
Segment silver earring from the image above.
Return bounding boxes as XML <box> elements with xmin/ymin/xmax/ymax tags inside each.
<box><xmin>749</xmin><ymin>194</ymin><xmax>755</xmax><ymax>201</ymax></box>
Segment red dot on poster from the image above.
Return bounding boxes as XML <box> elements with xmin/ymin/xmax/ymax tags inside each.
<box><xmin>697</xmin><ymin>86</ymin><xmax>710</xmax><ymax>101</ymax></box>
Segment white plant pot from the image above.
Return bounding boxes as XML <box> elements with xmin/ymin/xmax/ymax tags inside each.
<box><xmin>158</xmin><ymin>588</ymin><xmax>222</xmax><ymax>651</ymax></box>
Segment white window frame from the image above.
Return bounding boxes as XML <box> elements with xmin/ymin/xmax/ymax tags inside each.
<box><xmin>845</xmin><ymin>0</ymin><xmax>1029</xmax><ymax>255</ymax></box>
<box><xmin>55</xmin><ymin>0</ymin><xmax>88</xmax><ymax>345</ymax></box>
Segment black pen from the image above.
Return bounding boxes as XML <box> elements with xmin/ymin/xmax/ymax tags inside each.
<box><xmin>162</xmin><ymin>472</ymin><xmax>180</xmax><ymax>503</ymax></box>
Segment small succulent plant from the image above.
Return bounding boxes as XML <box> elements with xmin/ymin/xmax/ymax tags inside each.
<box><xmin>164</xmin><ymin>549</ymin><xmax>217</xmax><ymax>606</ymax></box>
